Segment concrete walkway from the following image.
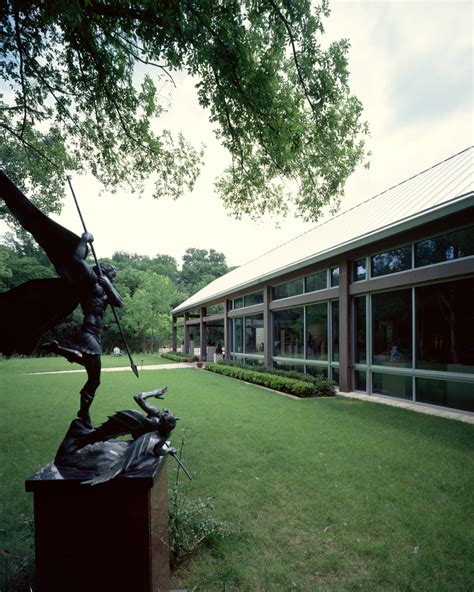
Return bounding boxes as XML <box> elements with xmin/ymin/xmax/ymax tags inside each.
<box><xmin>28</xmin><ymin>363</ymin><xmax>473</xmax><ymax>425</ymax></box>
<box><xmin>338</xmin><ymin>390</ymin><xmax>474</xmax><ymax>424</ymax></box>
<box><xmin>27</xmin><ymin>362</ymin><xmax>196</xmax><ymax>375</ymax></box>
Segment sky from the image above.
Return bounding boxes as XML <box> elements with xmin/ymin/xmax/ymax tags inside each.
<box><xmin>2</xmin><ymin>0</ymin><xmax>473</xmax><ymax>269</ymax></box>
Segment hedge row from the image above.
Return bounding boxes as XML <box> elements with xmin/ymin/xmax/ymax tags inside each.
<box><xmin>206</xmin><ymin>363</ymin><xmax>317</xmax><ymax>398</ymax></box>
<box><xmin>161</xmin><ymin>352</ymin><xmax>198</xmax><ymax>363</ymax></box>
<box><xmin>215</xmin><ymin>360</ymin><xmax>336</xmax><ymax>397</ymax></box>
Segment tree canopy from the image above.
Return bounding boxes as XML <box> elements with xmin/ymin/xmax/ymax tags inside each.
<box><xmin>1</xmin><ymin>0</ymin><xmax>368</xmax><ymax>222</ymax></box>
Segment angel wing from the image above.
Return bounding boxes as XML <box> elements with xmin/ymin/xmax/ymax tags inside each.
<box><xmin>82</xmin><ymin>432</ymin><xmax>160</xmax><ymax>486</ymax></box>
<box><xmin>0</xmin><ymin>172</ymin><xmax>87</xmax><ymax>355</ymax></box>
<box><xmin>0</xmin><ymin>171</ymin><xmax>82</xmax><ymax>274</ymax></box>
<box><xmin>0</xmin><ymin>278</ymin><xmax>78</xmax><ymax>355</ymax></box>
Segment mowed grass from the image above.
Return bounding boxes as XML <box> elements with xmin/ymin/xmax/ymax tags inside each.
<box><xmin>1</xmin><ymin>358</ymin><xmax>473</xmax><ymax>591</ymax></box>
<box><xmin>0</xmin><ymin>352</ymin><xmax>170</xmax><ymax>375</ymax></box>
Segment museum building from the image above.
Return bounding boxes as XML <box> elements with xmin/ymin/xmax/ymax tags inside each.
<box><xmin>172</xmin><ymin>147</ymin><xmax>474</xmax><ymax>413</ymax></box>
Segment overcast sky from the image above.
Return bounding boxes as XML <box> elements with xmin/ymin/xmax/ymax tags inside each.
<box><xmin>3</xmin><ymin>0</ymin><xmax>473</xmax><ymax>268</ymax></box>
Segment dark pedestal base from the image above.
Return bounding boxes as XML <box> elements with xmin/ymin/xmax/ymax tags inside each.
<box><xmin>26</xmin><ymin>458</ymin><xmax>170</xmax><ymax>592</ymax></box>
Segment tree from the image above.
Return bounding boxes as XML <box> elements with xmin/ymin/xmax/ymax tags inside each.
<box><xmin>1</xmin><ymin>0</ymin><xmax>368</xmax><ymax>223</ymax></box>
<box><xmin>122</xmin><ymin>273</ymin><xmax>178</xmax><ymax>352</ymax></box>
<box><xmin>179</xmin><ymin>247</ymin><xmax>229</xmax><ymax>296</ymax></box>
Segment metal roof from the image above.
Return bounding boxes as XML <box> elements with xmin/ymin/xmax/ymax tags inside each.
<box><xmin>173</xmin><ymin>146</ymin><xmax>474</xmax><ymax>314</ymax></box>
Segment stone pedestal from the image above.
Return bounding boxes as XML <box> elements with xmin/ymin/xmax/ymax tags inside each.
<box><xmin>25</xmin><ymin>457</ymin><xmax>170</xmax><ymax>592</ymax></box>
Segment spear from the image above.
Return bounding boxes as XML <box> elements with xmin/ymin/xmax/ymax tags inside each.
<box><xmin>66</xmin><ymin>176</ymin><xmax>139</xmax><ymax>378</ymax></box>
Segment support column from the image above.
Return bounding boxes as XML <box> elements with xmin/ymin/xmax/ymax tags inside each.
<box><xmin>338</xmin><ymin>260</ymin><xmax>352</xmax><ymax>392</ymax></box>
<box><xmin>223</xmin><ymin>300</ymin><xmax>230</xmax><ymax>360</ymax></box>
<box><xmin>172</xmin><ymin>316</ymin><xmax>177</xmax><ymax>352</ymax></box>
<box><xmin>263</xmin><ymin>286</ymin><xmax>272</xmax><ymax>367</ymax></box>
<box><xmin>199</xmin><ymin>307</ymin><xmax>207</xmax><ymax>360</ymax></box>
<box><xmin>183</xmin><ymin>313</ymin><xmax>190</xmax><ymax>355</ymax></box>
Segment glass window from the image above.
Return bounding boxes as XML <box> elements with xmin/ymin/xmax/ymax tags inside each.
<box><xmin>354</xmin><ymin>296</ymin><xmax>367</xmax><ymax>364</ymax></box>
<box><xmin>354</xmin><ymin>370</ymin><xmax>367</xmax><ymax>391</ymax></box>
<box><xmin>415</xmin><ymin>226</ymin><xmax>474</xmax><ymax>268</ymax></box>
<box><xmin>306</xmin><ymin>303</ymin><xmax>328</xmax><ymax>361</ymax></box>
<box><xmin>372</xmin><ymin>372</ymin><xmax>412</xmax><ymax>400</ymax></box>
<box><xmin>306</xmin><ymin>365</ymin><xmax>328</xmax><ymax>379</ymax></box>
<box><xmin>371</xmin><ymin>246</ymin><xmax>412</xmax><ymax>277</ymax></box>
<box><xmin>372</xmin><ymin>289</ymin><xmax>412</xmax><ymax>367</ymax></box>
<box><xmin>353</xmin><ymin>259</ymin><xmax>367</xmax><ymax>281</ymax></box>
<box><xmin>331</xmin><ymin>301</ymin><xmax>339</xmax><ymax>362</ymax></box>
<box><xmin>274</xmin><ymin>361</ymin><xmax>305</xmax><ymax>373</ymax></box>
<box><xmin>244</xmin><ymin>291</ymin><xmax>264</xmax><ymax>307</ymax></box>
<box><xmin>234</xmin><ymin>318</ymin><xmax>244</xmax><ymax>353</ymax></box>
<box><xmin>271</xmin><ymin>278</ymin><xmax>304</xmax><ymax>300</ymax></box>
<box><xmin>305</xmin><ymin>270</ymin><xmax>327</xmax><ymax>293</ymax></box>
<box><xmin>243</xmin><ymin>357</ymin><xmax>264</xmax><ymax>366</ymax></box>
<box><xmin>234</xmin><ymin>297</ymin><xmax>244</xmax><ymax>309</ymax></box>
<box><xmin>331</xmin><ymin>368</ymin><xmax>339</xmax><ymax>385</ymax></box>
<box><xmin>416</xmin><ymin>278</ymin><xmax>474</xmax><ymax>374</ymax></box>
<box><xmin>416</xmin><ymin>377</ymin><xmax>473</xmax><ymax>412</ymax></box>
<box><xmin>273</xmin><ymin>308</ymin><xmax>304</xmax><ymax>358</ymax></box>
<box><xmin>330</xmin><ymin>267</ymin><xmax>340</xmax><ymax>287</ymax></box>
<box><xmin>245</xmin><ymin>314</ymin><xmax>265</xmax><ymax>354</ymax></box>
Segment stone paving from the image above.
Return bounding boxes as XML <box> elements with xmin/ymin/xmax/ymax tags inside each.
<box><xmin>338</xmin><ymin>390</ymin><xmax>474</xmax><ymax>424</ymax></box>
<box><xmin>27</xmin><ymin>363</ymin><xmax>473</xmax><ymax>425</ymax></box>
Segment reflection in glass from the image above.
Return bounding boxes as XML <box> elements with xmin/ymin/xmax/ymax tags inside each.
<box><xmin>416</xmin><ymin>278</ymin><xmax>474</xmax><ymax>374</ymax></box>
<box><xmin>331</xmin><ymin>267</ymin><xmax>340</xmax><ymax>287</ymax></box>
<box><xmin>244</xmin><ymin>291</ymin><xmax>264</xmax><ymax>307</ymax></box>
<box><xmin>234</xmin><ymin>318</ymin><xmax>244</xmax><ymax>353</ymax></box>
<box><xmin>273</xmin><ymin>308</ymin><xmax>304</xmax><ymax>358</ymax></box>
<box><xmin>306</xmin><ymin>365</ymin><xmax>328</xmax><ymax>378</ymax></box>
<box><xmin>372</xmin><ymin>372</ymin><xmax>412</xmax><ymax>400</ymax></box>
<box><xmin>332</xmin><ymin>301</ymin><xmax>339</xmax><ymax>362</ymax></box>
<box><xmin>243</xmin><ymin>357</ymin><xmax>264</xmax><ymax>366</ymax></box>
<box><xmin>245</xmin><ymin>314</ymin><xmax>265</xmax><ymax>354</ymax></box>
<box><xmin>416</xmin><ymin>377</ymin><xmax>473</xmax><ymax>412</ymax></box>
<box><xmin>274</xmin><ymin>361</ymin><xmax>305</xmax><ymax>373</ymax></box>
<box><xmin>372</xmin><ymin>289</ymin><xmax>412</xmax><ymax>367</ymax></box>
<box><xmin>306</xmin><ymin>303</ymin><xmax>328</xmax><ymax>361</ymax></box>
<box><xmin>371</xmin><ymin>246</ymin><xmax>412</xmax><ymax>277</ymax></box>
<box><xmin>272</xmin><ymin>278</ymin><xmax>304</xmax><ymax>300</ymax></box>
<box><xmin>234</xmin><ymin>297</ymin><xmax>244</xmax><ymax>309</ymax></box>
<box><xmin>305</xmin><ymin>270</ymin><xmax>327</xmax><ymax>292</ymax></box>
<box><xmin>354</xmin><ymin>370</ymin><xmax>367</xmax><ymax>391</ymax></box>
<box><xmin>415</xmin><ymin>226</ymin><xmax>474</xmax><ymax>267</ymax></box>
<box><xmin>331</xmin><ymin>368</ymin><xmax>339</xmax><ymax>385</ymax></box>
<box><xmin>353</xmin><ymin>259</ymin><xmax>366</xmax><ymax>281</ymax></box>
<box><xmin>354</xmin><ymin>296</ymin><xmax>367</xmax><ymax>364</ymax></box>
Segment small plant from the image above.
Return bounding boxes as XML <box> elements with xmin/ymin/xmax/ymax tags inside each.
<box><xmin>168</xmin><ymin>433</ymin><xmax>235</xmax><ymax>569</ymax></box>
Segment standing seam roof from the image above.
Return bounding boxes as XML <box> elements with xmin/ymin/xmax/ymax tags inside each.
<box><xmin>173</xmin><ymin>147</ymin><xmax>474</xmax><ymax>314</ymax></box>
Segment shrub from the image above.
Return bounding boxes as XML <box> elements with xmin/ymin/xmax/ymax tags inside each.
<box><xmin>206</xmin><ymin>363</ymin><xmax>318</xmax><ymax>397</ymax></box>
<box><xmin>215</xmin><ymin>360</ymin><xmax>336</xmax><ymax>396</ymax></box>
<box><xmin>168</xmin><ymin>483</ymin><xmax>235</xmax><ymax>569</ymax></box>
<box><xmin>161</xmin><ymin>352</ymin><xmax>197</xmax><ymax>363</ymax></box>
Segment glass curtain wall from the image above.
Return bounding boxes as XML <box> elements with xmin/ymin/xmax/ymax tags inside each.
<box><xmin>230</xmin><ymin>314</ymin><xmax>264</xmax><ymax>362</ymax></box>
<box><xmin>353</xmin><ymin>278</ymin><xmax>474</xmax><ymax>411</ymax></box>
<box><xmin>273</xmin><ymin>301</ymin><xmax>339</xmax><ymax>381</ymax></box>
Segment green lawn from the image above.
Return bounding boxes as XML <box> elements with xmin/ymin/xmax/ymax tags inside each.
<box><xmin>1</xmin><ymin>358</ymin><xmax>473</xmax><ymax>591</ymax></box>
<box><xmin>0</xmin><ymin>352</ymin><xmax>170</xmax><ymax>375</ymax></box>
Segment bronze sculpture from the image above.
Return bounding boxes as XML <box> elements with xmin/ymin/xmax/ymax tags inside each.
<box><xmin>0</xmin><ymin>172</ymin><xmax>125</xmax><ymax>425</ymax></box>
<box><xmin>42</xmin><ymin>257</ymin><xmax>123</xmax><ymax>426</ymax></box>
<box><xmin>1</xmin><ymin>172</ymin><xmax>187</xmax><ymax>485</ymax></box>
<box><xmin>54</xmin><ymin>387</ymin><xmax>190</xmax><ymax>485</ymax></box>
